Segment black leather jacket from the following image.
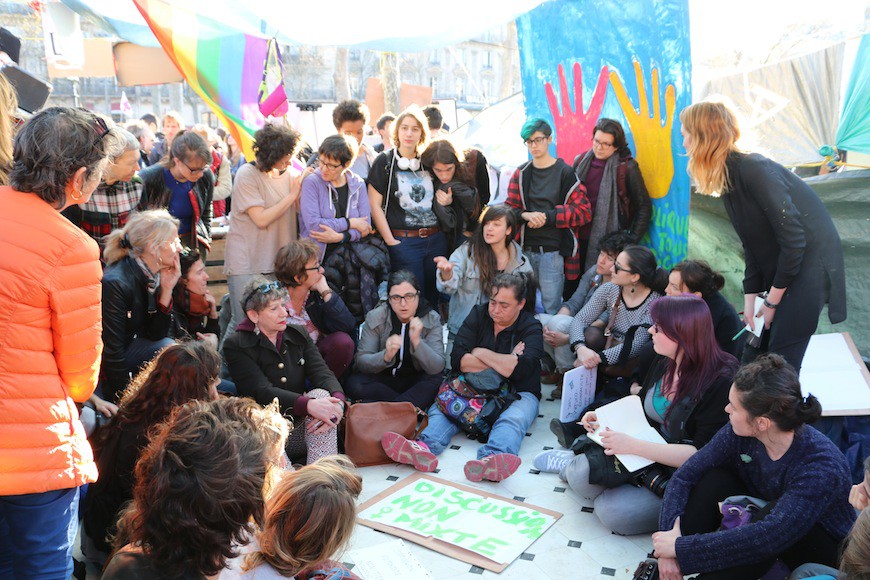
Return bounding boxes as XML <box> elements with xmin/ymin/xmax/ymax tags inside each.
<box><xmin>101</xmin><ymin>256</ymin><xmax>172</xmax><ymax>400</ymax></box>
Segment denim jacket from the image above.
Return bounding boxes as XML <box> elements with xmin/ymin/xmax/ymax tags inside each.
<box><xmin>436</xmin><ymin>240</ymin><xmax>532</xmax><ymax>336</ymax></box>
<box><xmin>299</xmin><ymin>168</ymin><xmax>371</xmax><ymax>258</ymax></box>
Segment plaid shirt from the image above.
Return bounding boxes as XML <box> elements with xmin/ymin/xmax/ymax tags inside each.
<box><xmin>506</xmin><ymin>160</ymin><xmax>591</xmax><ymax>280</ymax></box>
<box><xmin>77</xmin><ymin>176</ymin><xmax>143</xmax><ymax>249</ymax></box>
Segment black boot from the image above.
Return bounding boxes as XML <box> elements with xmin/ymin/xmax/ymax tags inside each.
<box><xmin>549</xmin><ymin>418</ymin><xmax>585</xmax><ymax>449</ymax></box>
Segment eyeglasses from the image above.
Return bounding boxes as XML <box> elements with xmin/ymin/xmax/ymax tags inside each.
<box><xmin>318</xmin><ymin>158</ymin><xmax>344</xmax><ymax>170</ymax></box>
<box><xmin>592</xmin><ymin>137</ymin><xmax>615</xmax><ymax>149</ymax></box>
<box><xmin>303</xmin><ymin>262</ymin><xmax>322</xmax><ymax>271</ymax></box>
<box><xmin>179</xmin><ymin>158</ymin><xmax>208</xmax><ymax>175</ymax></box>
<box><xmin>388</xmin><ymin>291</ymin><xmax>419</xmax><ymax>304</ymax></box>
<box><xmin>524</xmin><ymin>136</ymin><xmax>548</xmax><ymax>147</ymax></box>
<box><xmin>243</xmin><ymin>280</ymin><xmax>282</xmax><ymax>308</ymax></box>
<box><xmin>613</xmin><ymin>261</ymin><xmax>634</xmax><ymax>274</ymax></box>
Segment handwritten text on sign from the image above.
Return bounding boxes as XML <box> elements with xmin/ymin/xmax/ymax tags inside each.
<box><xmin>358</xmin><ymin>478</ymin><xmax>559</xmax><ymax>564</ymax></box>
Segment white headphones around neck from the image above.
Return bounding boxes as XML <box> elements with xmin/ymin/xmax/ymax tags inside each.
<box><xmin>396</xmin><ymin>156</ymin><xmax>420</xmax><ymax>171</ymax></box>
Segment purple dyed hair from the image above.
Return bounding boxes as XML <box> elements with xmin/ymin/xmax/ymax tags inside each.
<box><xmin>650</xmin><ymin>294</ymin><xmax>738</xmax><ymax>415</ymax></box>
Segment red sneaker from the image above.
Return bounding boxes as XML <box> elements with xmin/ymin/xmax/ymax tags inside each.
<box><xmin>381</xmin><ymin>431</ymin><xmax>438</xmax><ymax>472</ymax></box>
<box><xmin>464</xmin><ymin>453</ymin><xmax>522</xmax><ymax>482</ymax></box>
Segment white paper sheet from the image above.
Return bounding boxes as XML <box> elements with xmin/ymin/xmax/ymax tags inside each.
<box><xmin>587</xmin><ymin>395</ymin><xmax>667</xmax><ymax>473</ymax></box>
<box><xmin>559</xmin><ymin>366</ymin><xmax>597</xmax><ymax>422</ymax></box>
<box><xmin>799</xmin><ymin>333</ymin><xmax>860</xmax><ymax>372</ymax></box>
<box><xmin>347</xmin><ymin>540</ymin><xmax>432</xmax><ymax>580</ymax></box>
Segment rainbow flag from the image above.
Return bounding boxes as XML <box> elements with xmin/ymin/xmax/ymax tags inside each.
<box><xmin>132</xmin><ymin>0</ymin><xmax>267</xmax><ymax>160</ymax></box>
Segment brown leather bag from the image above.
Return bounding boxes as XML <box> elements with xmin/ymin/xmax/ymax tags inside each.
<box><xmin>344</xmin><ymin>402</ymin><xmax>428</xmax><ymax>467</ymax></box>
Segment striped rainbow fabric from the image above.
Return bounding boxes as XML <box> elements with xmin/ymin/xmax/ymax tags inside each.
<box><xmin>132</xmin><ymin>0</ymin><xmax>268</xmax><ymax>160</ymax></box>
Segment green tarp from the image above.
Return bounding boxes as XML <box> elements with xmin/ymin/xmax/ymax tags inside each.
<box><xmin>688</xmin><ymin>169</ymin><xmax>870</xmax><ymax>357</ymax></box>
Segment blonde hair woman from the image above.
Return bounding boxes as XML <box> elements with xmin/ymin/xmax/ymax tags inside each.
<box><xmin>101</xmin><ymin>209</ymin><xmax>183</xmax><ymax>403</ymax></box>
<box><xmin>367</xmin><ymin>104</ymin><xmax>454</xmax><ymax>305</ymax></box>
<box><xmin>679</xmin><ymin>102</ymin><xmax>846</xmax><ymax>371</ymax></box>
<box><xmin>0</xmin><ymin>73</ymin><xmax>16</xmax><ymax>185</ymax></box>
<box><xmin>220</xmin><ymin>456</ymin><xmax>361</xmax><ymax>579</ymax></box>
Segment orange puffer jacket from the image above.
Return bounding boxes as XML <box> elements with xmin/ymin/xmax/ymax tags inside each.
<box><xmin>0</xmin><ymin>186</ymin><xmax>103</xmax><ymax>495</ymax></box>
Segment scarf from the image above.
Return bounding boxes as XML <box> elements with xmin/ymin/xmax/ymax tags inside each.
<box><xmin>574</xmin><ymin>151</ymin><xmax>620</xmax><ymax>270</ymax></box>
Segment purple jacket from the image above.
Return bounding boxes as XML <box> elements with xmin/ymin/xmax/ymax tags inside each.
<box><xmin>299</xmin><ymin>168</ymin><xmax>371</xmax><ymax>257</ymax></box>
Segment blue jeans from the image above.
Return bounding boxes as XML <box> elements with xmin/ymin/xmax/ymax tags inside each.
<box><xmin>525</xmin><ymin>249</ymin><xmax>564</xmax><ymax>315</ymax></box>
<box><xmin>388</xmin><ymin>231</ymin><xmax>448</xmax><ymax>306</ymax></box>
<box><xmin>0</xmin><ymin>487</ymin><xmax>80</xmax><ymax>579</ymax></box>
<box><xmin>420</xmin><ymin>391</ymin><xmax>540</xmax><ymax>459</ymax></box>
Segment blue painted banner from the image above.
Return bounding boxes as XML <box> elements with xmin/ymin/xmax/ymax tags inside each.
<box><xmin>517</xmin><ymin>0</ymin><xmax>692</xmax><ymax>269</ymax></box>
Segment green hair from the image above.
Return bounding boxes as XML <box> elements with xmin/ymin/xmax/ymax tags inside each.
<box><xmin>520</xmin><ymin>118</ymin><xmax>552</xmax><ymax>141</ymax></box>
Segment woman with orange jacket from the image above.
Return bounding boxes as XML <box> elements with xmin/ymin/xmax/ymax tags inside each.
<box><xmin>0</xmin><ymin>108</ymin><xmax>124</xmax><ymax>578</ymax></box>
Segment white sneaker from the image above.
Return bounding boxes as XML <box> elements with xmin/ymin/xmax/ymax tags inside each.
<box><xmin>533</xmin><ymin>449</ymin><xmax>575</xmax><ymax>474</ymax></box>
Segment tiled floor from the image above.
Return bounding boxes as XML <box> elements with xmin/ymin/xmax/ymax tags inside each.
<box><xmin>78</xmin><ymin>384</ymin><xmax>654</xmax><ymax>579</ymax></box>
<box><xmin>343</xmin><ymin>388</ymin><xmax>654</xmax><ymax>579</ymax></box>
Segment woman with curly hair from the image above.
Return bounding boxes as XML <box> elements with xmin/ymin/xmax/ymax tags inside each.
<box><xmin>223</xmin><ymin>123</ymin><xmax>310</xmax><ymax>343</ymax></box>
<box><xmin>81</xmin><ymin>341</ymin><xmax>222</xmax><ymax>564</ymax></box>
<box><xmin>103</xmin><ymin>396</ymin><xmax>290</xmax><ymax>579</ymax></box>
<box><xmin>221</xmin><ymin>456</ymin><xmax>362</xmax><ymax>579</ymax></box>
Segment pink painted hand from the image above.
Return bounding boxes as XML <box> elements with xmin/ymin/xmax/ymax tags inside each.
<box><xmin>545</xmin><ymin>62</ymin><xmax>609</xmax><ymax>163</ymax></box>
<box><xmin>609</xmin><ymin>60</ymin><xmax>676</xmax><ymax>199</ymax></box>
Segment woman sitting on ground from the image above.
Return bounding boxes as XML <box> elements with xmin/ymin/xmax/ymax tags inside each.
<box><xmin>540</xmin><ymin>230</ymin><xmax>632</xmax><ymax>395</ymax></box>
<box><xmin>299</xmin><ymin>134</ymin><xmax>372</xmax><ymax>261</ymax></box>
<box><xmin>651</xmin><ymin>354</ymin><xmax>855</xmax><ymax>580</ymax></box>
<box><xmin>666</xmin><ymin>259</ymin><xmax>743</xmax><ymax>358</ymax></box>
<box><xmin>221</xmin><ymin>456</ymin><xmax>362</xmax><ymax>580</ymax></box>
<box><xmin>434</xmin><ymin>204</ymin><xmax>531</xmax><ymax>361</ymax></box>
<box><xmin>420</xmin><ymin>137</ymin><xmax>483</xmax><ymax>248</ymax></box>
<box><xmin>536</xmin><ymin>295</ymin><xmax>738</xmax><ymax>536</ymax></box>
<box><xmin>274</xmin><ymin>239</ymin><xmax>357</xmax><ymax>380</ymax></box>
<box><xmin>347</xmin><ymin>270</ymin><xmax>445</xmax><ymax>410</ymax></box>
<box><xmin>100</xmin><ymin>209</ymin><xmax>183</xmax><ymax>403</ymax></box>
<box><xmin>103</xmin><ymin>397</ymin><xmax>290</xmax><ymax>579</ymax></box>
<box><xmin>171</xmin><ymin>246</ymin><xmax>220</xmax><ymax>346</ymax></box>
<box><xmin>569</xmin><ymin>244</ymin><xmax>667</xmax><ymax>376</ymax></box>
<box><xmin>223</xmin><ymin>277</ymin><xmax>345</xmax><ymax>464</ymax></box>
<box><xmin>81</xmin><ymin>342</ymin><xmax>222</xmax><ymax>565</ymax></box>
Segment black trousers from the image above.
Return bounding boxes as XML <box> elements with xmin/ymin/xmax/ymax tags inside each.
<box><xmin>679</xmin><ymin>467</ymin><xmax>842</xmax><ymax>580</ymax></box>
<box><xmin>345</xmin><ymin>372</ymin><xmax>443</xmax><ymax>410</ymax></box>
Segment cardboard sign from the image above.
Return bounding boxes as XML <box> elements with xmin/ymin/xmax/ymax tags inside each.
<box><xmin>559</xmin><ymin>366</ymin><xmax>597</xmax><ymax>422</ymax></box>
<box><xmin>357</xmin><ymin>473</ymin><xmax>562</xmax><ymax>573</ymax></box>
<box><xmin>347</xmin><ymin>540</ymin><xmax>432</xmax><ymax>580</ymax></box>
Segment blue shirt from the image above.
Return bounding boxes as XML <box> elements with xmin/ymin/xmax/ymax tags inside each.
<box><xmin>163</xmin><ymin>168</ymin><xmax>195</xmax><ymax>234</ymax></box>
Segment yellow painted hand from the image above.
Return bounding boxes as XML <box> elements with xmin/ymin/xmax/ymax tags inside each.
<box><xmin>610</xmin><ymin>60</ymin><xmax>676</xmax><ymax>199</ymax></box>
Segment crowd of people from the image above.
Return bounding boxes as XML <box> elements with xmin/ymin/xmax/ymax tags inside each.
<box><xmin>0</xmin><ymin>73</ymin><xmax>863</xmax><ymax>580</ymax></box>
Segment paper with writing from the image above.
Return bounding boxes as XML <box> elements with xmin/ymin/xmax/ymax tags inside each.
<box><xmin>559</xmin><ymin>366</ymin><xmax>597</xmax><ymax>422</ymax></box>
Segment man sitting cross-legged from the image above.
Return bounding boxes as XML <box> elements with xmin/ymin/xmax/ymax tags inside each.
<box><xmin>381</xmin><ymin>272</ymin><xmax>543</xmax><ymax>482</ymax></box>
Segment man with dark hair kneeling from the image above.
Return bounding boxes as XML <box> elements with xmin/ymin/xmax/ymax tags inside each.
<box><xmin>381</xmin><ymin>272</ymin><xmax>543</xmax><ymax>482</ymax></box>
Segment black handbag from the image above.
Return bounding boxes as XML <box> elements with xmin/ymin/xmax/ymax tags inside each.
<box><xmin>570</xmin><ymin>435</ymin><xmax>636</xmax><ymax>488</ymax></box>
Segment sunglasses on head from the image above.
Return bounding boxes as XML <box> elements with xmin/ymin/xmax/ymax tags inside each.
<box><xmin>243</xmin><ymin>281</ymin><xmax>282</xmax><ymax>309</ymax></box>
